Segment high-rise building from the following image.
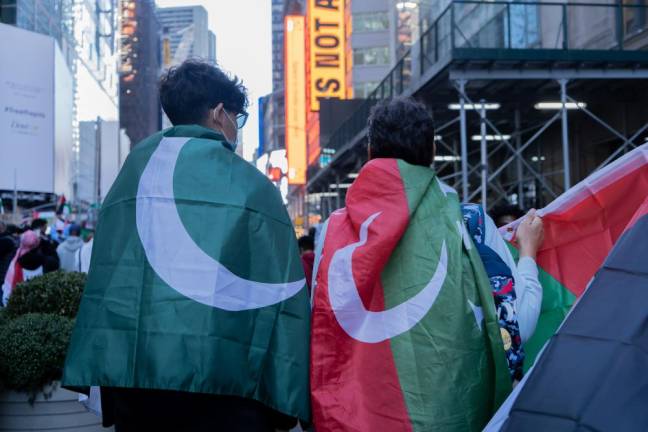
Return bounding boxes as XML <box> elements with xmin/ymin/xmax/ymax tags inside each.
<box><xmin>120</xmin><ymin>0</ymin><xmax>161</xmax><ymax>146</ymax></box>
<box><xmin>157</xmin><ymin>5</ymin><xmax>210</xmax><ymax>68</ymax></box>
<box><xmin>208</xmin><ymin>29</ymin><xmax>216</xmax><ymax>63</ymax></box>
<box><xmin>351</xmin><ymin>0</ymin><xmax>397</xmax><ymax>98</ymax></box>
<box><xmin>271</xmin><ymin>0</ymin><xmax>285</xmax><ymax>92</ymax></box>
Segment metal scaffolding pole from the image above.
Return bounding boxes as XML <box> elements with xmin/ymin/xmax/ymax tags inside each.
<box><xmin>336</xmin><ymin>175</ymin><xmax>341</xmax><ymax>209</ymax></box>
<box><xmin>515</xmin><ymin>109</ymin><xmax>524</xmax><ymax>208</ymax></box>
<box><xmin>480</xmin><ymin>101</ymin><xmax>488</xmax><ymax>207</ymax></box>
<box><xmin>560</xmin><ymin>79</ymin><xmax>571</xmax><ymax>191</ymax></box>
<box><xmin>458</xmin><ymin>80</ymin><xmax>469</xmax><ymax>201</ymax></box>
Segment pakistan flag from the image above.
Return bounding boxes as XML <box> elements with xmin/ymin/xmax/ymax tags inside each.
<box><xmin>63</xmin><ymin>125</ymin><xmax>311</xmax><ymax>422</ymax></box>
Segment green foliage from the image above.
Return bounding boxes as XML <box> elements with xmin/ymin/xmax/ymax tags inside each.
<box><xmin>0</xmin><ymin>314</ymin><xmax>74</xmax><ymax>398</ymax></box>
<box><xmin>5</xmin><ymin>271</ymin><xmax>86</xmax><ymax>319</ymax></box>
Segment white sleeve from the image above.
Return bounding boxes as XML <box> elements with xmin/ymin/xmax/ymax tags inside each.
<box><xmin>484</xmin><ymin>214</ymin><xmax>543</xmax><ymax>343</ymax></box>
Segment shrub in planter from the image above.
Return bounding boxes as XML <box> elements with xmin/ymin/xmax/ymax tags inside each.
<box><xmin>5</xmin><ymin>271</ymin><xmax>86</xmax><ymax>319</ymax></box>
<box><xmin>0</xmin><ymin>313</ymin><xmax>74</xmax><ymax>399</ymax></box>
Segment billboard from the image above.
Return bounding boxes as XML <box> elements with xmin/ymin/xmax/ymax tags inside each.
<box><xmin>285</xmin><ymin>16</ymin><xmax>307</xmax><ymax>185</ymax></box>
<box><xmin>308</xmin><ymin>0</ymin><xmax>347</xmax><ymax>112</ymax></box>
<box><xmin>0</xmin><ymin>23</ymin><xmax>55</xmax><ymax>193</ymax></box>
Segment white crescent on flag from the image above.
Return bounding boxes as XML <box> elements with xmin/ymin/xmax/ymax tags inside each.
<box><xmin>135</xmin><ymin>137</ymin><xmax>305</xmax><ymax>311</ymax></box>
<box><xmin>328</xmin><ymin>212</ymin><xmax>448</xmax><ymax>343</ymax></box>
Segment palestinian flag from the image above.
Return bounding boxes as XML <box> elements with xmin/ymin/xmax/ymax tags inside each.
<box><xmin>311</xmin><ymin>159</ymin><xmax>511</xmax><ymax>431</ymax></box>
<box><xmin>63</xmin><ymin>125</ymin><xmax>311</xmax><ymax>422</ymax></box>
<box><xmin>502</xmin><ymin>144</ymin><xmax>648</xmax><ymax>366</ymax></box>
<box><xmin>486</xmin><ymin>211</ymin><xmax>648</xmax><ymax>431</ymax></box>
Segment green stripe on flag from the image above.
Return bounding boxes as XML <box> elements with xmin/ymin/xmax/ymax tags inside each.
<box><xmin>506</xmin><ymin>244</ymin><xmax>576</xmax><ymax>370</ymax></box>
<box><xmin>382</xmin><ymin>162</ymin><xmax>509</xmax><ymax>431</ymax></box>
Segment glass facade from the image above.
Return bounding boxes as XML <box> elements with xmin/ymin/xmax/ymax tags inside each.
<box><xmin>353</xmin><ymin>81</ymin><xmax>379</xmax><ymax>98</ymax></box>
<box><xmin>352</xmin><ymin>11</ymin><xmax>388</xmax><ymax>32</ymax></box>
<box><xmin>353</xmin><ymin>46</ymin><xmax>390</xmax><ymax>66</ymax></box>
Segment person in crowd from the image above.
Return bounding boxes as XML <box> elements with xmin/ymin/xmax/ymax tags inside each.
<box><xmin>75</xmin><ymin>229</ymin><xmax>94</xmax><ymax>273</ymax></box>
<box><xmin>63</xmin><ymin>60</ymin><xmax>310</xmax><ymax>432</ymax></box>
<box><xmin>57</xmin><ymin>224</ymin><xmax>84</xmax><ymax>272</ymax></box>
<box><xmin>311</xmin><ymin>98</ymin><xmax>512</xmax><ymax>431</ymax></box>
<box><xmin>0</xmin><ymin>222</ymin><xmax>18</xmax><ymax>289</ymax></box>
<box><xmin>2</xmin><ymin>230</ymin><xmax>43</xmax><ymax>306</ymax></box>
<box><xmin>30</xmin><ymin>218</ymin><xmax>60</xmax><ymax>271</ymax></box>
<box><xmin>298</xmin><ymin>235</ymin><xmax>315</xmax><ymax>292</ymax></box>
<box><xmin>491</xmin><ymin>205</ymin><xmax>525</xmax><ymax>228</ymax></box>
<box><xmin>462</xmin><ymin>204</ymin><xmax>544</xmax><ymax>382</ymax></box>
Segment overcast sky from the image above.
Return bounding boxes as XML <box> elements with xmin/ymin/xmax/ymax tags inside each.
<box><xmin>156</xmin><ymin>0</ymin><xmax>273</xmax><ymax>161</ymax></box>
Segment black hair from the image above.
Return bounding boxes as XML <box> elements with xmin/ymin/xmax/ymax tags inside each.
<box><xmin>491</xmin><ymin>205</ymin><xmax>525</xmax><ymax>227</ymax></box>
<box><xmin>69</xmin><ymin>224</ymin><xmax>81</xmax><ymax>236</ymax></box>
<box><xmin>298</xmin><ymin>236</ymin><xmax>314</xmax><ymax>252</ymax></box>
<box><xmin>367</xmin><ymin>97</ymin><xmax>436</xmax><ymax>167</ymax></box>
<box><xmin>30</xmin><ymin>218</ymin><xmax>47</xmax><ymax>231</ymax></box>
<box><xmin>159</xmin><ymin>60</ymin><xmax>248</xmax><ymax>126</ymax></box>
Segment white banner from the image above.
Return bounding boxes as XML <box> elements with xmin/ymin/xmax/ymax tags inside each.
<box><xmin>0</xmin><ymin>23</ymin><xmax>55</xmax><ymax>193</ymax></box>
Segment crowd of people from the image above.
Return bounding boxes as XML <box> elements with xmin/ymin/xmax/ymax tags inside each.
<box><xmin>0</xmin><ymin>60</ymin><xmax>557</xmax><ymax>431</ymax></box>
<box><xmin>0</xmin><ymin>218</ymin><xmax>94</xmax><ymax>305</ymax></box>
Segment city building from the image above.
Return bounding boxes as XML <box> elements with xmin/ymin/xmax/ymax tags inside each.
<box><xmin>208</xmin><ymin>29</ymin><xmax>216</xmax><ymax>63</ymax></box>
<box><xmin>157</xmin><ymin>5</ymin><xmax>210</xmax><ymax>67</ymax></box>
<box><xmin>308</xmin><ymin>1</ymin><xmax>648</xmax><ymax>223</ymax></box>
<box><xmin>271</xmin><ymin>0</ymin><xmax>285</xmax><ymax>92</ymax></box>
<box><xmin>0</xmin><ymin>0</ymin><xmax>123</xmax><ymax>210</ymax></box>
<box><xmin>157</xmin><ymin>5</ymin><xmax>215</xmax><ymax>129</ymax></box>
<box><xmin>351</xmin><ymin>0</ymin><xmax>397</xmax><ymax>98</ymax></box>
<box><xmin>120</xmin><ymin>0</ymin><xmax>161</xmax><ymax>147</ymax></box>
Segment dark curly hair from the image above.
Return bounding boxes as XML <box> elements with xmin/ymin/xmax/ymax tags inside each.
<box><xmin>159</xmin><ymin>60</ymin><xmax>248</xmax><ymax>126</ymax></box>
<box><xmin>367</xmin><ymin>97</ymin><xmax>436</xmax><ymax>167</ymax></box>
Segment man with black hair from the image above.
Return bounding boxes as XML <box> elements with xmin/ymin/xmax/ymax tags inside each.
<box><xmin>56</xmin><ymin>224</ymin><xmax>83</xmax><ymax>272</ymax></box>
<box><xmin>64</xmin><ymin>60</ymin><xmax>310</xmax><ymax>431</ymax></box>
<box><xmin>30</xmin><ymin>218</ymin><xmax>60</xmax><ymax>271</ymax></box>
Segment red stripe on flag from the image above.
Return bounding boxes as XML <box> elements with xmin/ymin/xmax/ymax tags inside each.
<box><xmin>312</xmin><ymin>159</ymin><xmax>413</xmax><ymax>431</ymax></box>
<box><xmin>534</xmin><ymin>149</ymin><xmax>648</xmax><ymax>297</ymax></box>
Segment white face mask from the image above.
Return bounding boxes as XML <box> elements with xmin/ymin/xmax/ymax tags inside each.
<box><xmin>214</xmin><ymin>108</ymin><xmax>238</xmax><ymax>150</ymax></box>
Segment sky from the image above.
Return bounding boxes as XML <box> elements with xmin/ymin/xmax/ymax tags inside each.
<box><xmin>156</xmin><ymin>0</ymin><xmax>273</xmax><ymax>161</ymax></box>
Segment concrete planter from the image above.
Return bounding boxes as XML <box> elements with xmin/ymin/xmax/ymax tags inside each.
<box><xmin>0</xmin><ymin>383</ymin><xmax>111</xmax><ymax>431</ymax></box>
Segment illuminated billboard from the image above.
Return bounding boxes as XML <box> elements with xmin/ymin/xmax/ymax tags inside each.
<box><xmin>308</xmin><ymin>0</ymin><xmax>347</xmax><ymax>112</ymax></box>
<box><xmin>284</xmin><ymin>16</ymin><xmax>307</xmax><ymax>185</ymax></box>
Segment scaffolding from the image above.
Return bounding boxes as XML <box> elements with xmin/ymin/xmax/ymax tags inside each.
<box><xmin>305</xmin><ymin>1</ymin><xmax>648</xmax><ymax>219</ymax></box>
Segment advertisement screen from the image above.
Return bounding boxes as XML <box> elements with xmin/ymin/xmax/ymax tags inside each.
<box><xmin>0</xmin><ymin>23</ymin><xmax>54</xmax><ymax>193</ymax></box>
<box><xmin>285</xmin><ymin>16</ymin><xmax>307</xmax><ymax>185</ymax></box>
<box><xmin>308</xmin><ymin>0</ymin><xmax>347</xmax><ymax>112</ymax></box>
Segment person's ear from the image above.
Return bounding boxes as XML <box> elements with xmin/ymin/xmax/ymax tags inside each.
<box><xmin>210</xmin><ymin>103</ymin><xmax>225</xmax><ymax>129</ymax></box>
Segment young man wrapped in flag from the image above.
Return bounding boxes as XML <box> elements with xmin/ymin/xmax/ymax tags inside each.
<box><xmin>311</xmin><ymin>98</ymin><xmax>512</xmax><ymax>431</ymax></box>
<box><xmin>63</xmin><ymin>61</ymin><xmax>311</xmax><ymax>431</ymax></box>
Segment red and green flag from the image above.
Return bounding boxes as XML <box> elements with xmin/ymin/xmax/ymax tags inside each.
<box><xmin>502</xmin><ymin>145</ymin><xmax>648</xmax><ymax>367</ymax></box>
<box><xmin>63</xmin><ymin>125</ymin><xmax>311</xmax><ymax>423</ymax></box>
<box><xmin>311</xmin><ymin>159</ymin><xmax>511</xmax><ymax>431</ymax></box>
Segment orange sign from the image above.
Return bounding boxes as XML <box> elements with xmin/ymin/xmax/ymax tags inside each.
<box><xmin>285</xmin><ymin>16</ymin><xmax>307</xmax><ymax>185</ymax></box>
<box><xmin>308</xmin><ymin>0</ymin><xmax>347</xmax><ymax>112</ymax></box>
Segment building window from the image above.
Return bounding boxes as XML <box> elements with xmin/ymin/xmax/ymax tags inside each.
<box><xmin>353</xmin><ymin>46</ymin><xmax>390</xmax><ymax>66</ymax></box>
<box><xmin>353</xmin><ymin>81</ymin><xmax>379</xmax><ymax>98</ymax></box>
<box><xmin>353</xmin><ymin>11</ymin><xmax>389</xmax><ymax>32</ymax></box>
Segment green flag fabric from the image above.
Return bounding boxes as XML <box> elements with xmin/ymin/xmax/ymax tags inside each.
<box><xmin>311</xmin><ymin>158</ymin><xmax>511</xmax><ymax>431</ymax></box>
<box><xmin>63</xmin><ymin>125</ymin><xmax>311</xmax><ymax>422</ymax></box>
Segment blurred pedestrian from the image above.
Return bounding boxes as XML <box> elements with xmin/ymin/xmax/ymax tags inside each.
<box><xmin>75</xmin><ymin>230</ymin><xmax>94</xmax><ymax>273</ymax></box>
<box><xmin>0</xmin><ymin>222</ymin><xmax>17</xmax><ymax>282</ymax></box>
<box><xmin>57</xmin><ymin>224</ymin><xmax>83</xmax><ymax>272</ymax></box>
<box><xmin>31</xmin><ymin>218</ymin><xmax>60</xmax><ymax>271</ymax></box>
<box><xmin>298</xmin><ymin>235</ymin><xmax>315</xmax><ymax>292</ymax></box>
<box><xmin>2</xmin><ymin>230</ymin><xmax>43</xmax><ymax>306</ymax></box>
<box><xmin>491</xmin><ymin>205</ymin><xmax>525</xmax><ymax>228</ymax></box>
